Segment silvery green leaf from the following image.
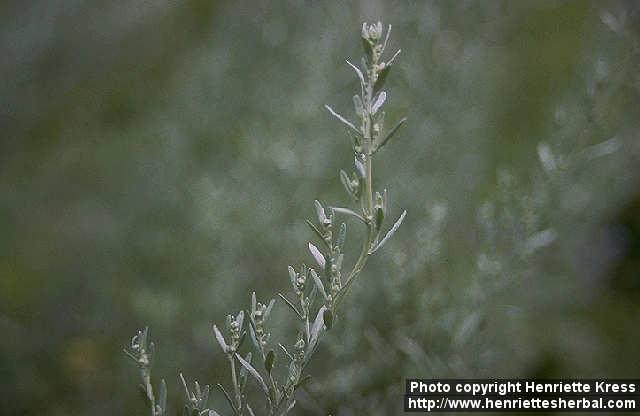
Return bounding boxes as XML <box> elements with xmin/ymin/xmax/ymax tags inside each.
<box><xmin>212</xmin><ymin>325</ymin><xmax>228</xmax><ymax>353</ymax></box>
<box><xmin>323</xmin><ymin>308</ymin><xmax>333</xmax><ymax>330</ymax></box>
<box><xmin>354</xmin><ymin>158</ymin><xmax>366</xmax><ymax>179</ymax></box>
<box><xmin>264</xmin><ymin>349</ymin><xmax>275</xmax><ymax>374</ymax></box>
<box><xmin>331</xmin><ymin>207</ymin><xmax>366</xmax><ymax>223</ymax></box>
<box><xmin>180</xmin><ymin>373</ymin><xmax>190</xmax><ymax>401</ymax></box>
<box><xmin>236</xmin><ymin>310</ymin><xmax>244</xmax><ymax>329</ymax></box>
<box><xmin>278</xmin><ymin>343</ymin><xmax>293</xmax><ymax>361</ymax></box>
<box><xmin>345</xmin><ymin>59</ymin><xmax>365</xmax><ymax>86</ymax></box>
<box><xmin>235</xmin><ymin>353</ymin><xmax>270</xmax><ymax>396</ymax></box>
<box><xmin>339</xmin><ymin>170</ymin><xmax>356</xmax><ymax>199</ymax></box>
<box><xmin>265</xmin><ymin>298</ymin><xmax>275</xmax><ymax>319</ymax></box>
<box><xmin>208</xmin><ymin>410</ymin><xmax>221</xmax><ymax>416</ymax></box>
<box><xmin>309</xmin><ymin>306</ymin><xmax>327</xmax><ymax>352</ymax></box>
<box><xmin>216</xmin><ymin>384</ymin><xmax>236</xmax><ymax>413</ymax></box>
<box><xmin>310</xmin><ymin>269</ymin><xmax>327</xmax><ymax>300</ymax></box>
<box><xmin>288</xmin><ymin>265</ymin><xmax>297</xmax><ymax>288</ymax></box>
<box><xmin>324</xmin><ymin>105</ymin><xmax>361</xmax><ymax>135</ymax></box>
<box><xmin>381</xmin><ymin>23</ymin><xmax>392</xmax><ymax>53</ymax></box>
<box><xmin>308</xmin><ymin>242</ymin><xmax>326</xmax><ymax>269</ymax></box>
<box><xmin>371</xmin><ymin>91</ymin><xmax>386</xmax><ymax>114</ymax></box>
<box><xmin>314</xmin><ymin>200</ymin><xmax>327</xmax><ymax>224</ymax></box>
<box><xmin>387</xmin><ymin>48</ymin><xmax>401</xmax><ymax>66</ymax></box>
<box><xmin>370</xmin><ymin>210</ymin><xmax>406</xmax><ymax>253</ymax></box>
<box><xmin>239</xmin><ymin>352</ymin><xmax>252</xmax><ymax>379</ymax></box>
<box><xmin>159</xmin><ymin>379</ymin><xmax>167</xmax><ymax>412</ymax></box>
<box><xmin>278</xmin><ymin>293</ymin><xmax>303</xmax><ymax>320</ymax></box>
<box><xmin>375</xmin><ymin>117</ymin><xmax>406</xmax><ymax>152</ymax></box>
<box><xmin>251</xmin><ymin>292</ymin><xmax>257</xmax><ymax>315</ymax></box>
<box><xmin>284</xmin><ymin>400</ymin><xmax>296</xmax><ymax>414</ymax></box>
<box><xmin>353</xmin><ymin>94</ymin><xmax>363</xmax><ymax>116</ymax></box>
<box><xmin>246</xmin><ymin>404</ymin><xmax>255</xmax><ymax>416</ymax></box>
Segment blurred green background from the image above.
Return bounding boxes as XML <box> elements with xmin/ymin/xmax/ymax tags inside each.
<box><xmin>1</xmin><ymin>1</ymin><xmax>640</xmax><ymax>415</ymax></box>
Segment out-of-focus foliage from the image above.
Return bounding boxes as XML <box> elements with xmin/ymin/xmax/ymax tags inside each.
<box><xmin>1</xmin><ymin>1</ymin><xmax>639</xmax><ymax>415</ymax></box>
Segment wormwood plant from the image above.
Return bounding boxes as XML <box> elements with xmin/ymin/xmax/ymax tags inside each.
<box><xmin>124</xmin><ymin>22</ymin><xmax>407</xmax><ymax>416</ymax></box>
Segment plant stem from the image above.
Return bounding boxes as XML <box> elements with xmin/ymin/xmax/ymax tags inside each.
<box><xmin>229</xmin><ymin>354</ymin><xmax>242</xmax><ymax>415</ymax></box>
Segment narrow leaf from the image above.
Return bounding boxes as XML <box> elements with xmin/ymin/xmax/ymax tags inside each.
<box><xmin>331</xmin><ymin>207</ymin><xmax>366</xmax><ymax>223</ymax></box>
<box><xmin>212</xmin><ymin>325</ymin><xmax>228</xmax><ymax>353</ymax></box>
<box><xmin>314</xmin><ymin>200</ymin><xmax>327</xmax><ymax>224</ymax></box>
<box><xmin>375</xmin><ymin>117</ymin><xmax>407</xmax><ymax>152</ymax></box>
<box><xmin>216</xmin><ymin>384</ymin><xmax>236</xmax><ymax>413</ymax></box>
<box><xmin>308</xmin><ymin>242</ymin><xmax>326</xmax><ymax>269</ymax></box>
<box><xmin>236</xmin><ymin>310</ymin><xmax>244</xmax><ymax>330</ymax></box>
<box><xmin>236</xmin><ymin>353</ymin><xmax>269</xmax><ymax>395</ymax></box>
<box><xmin>251</xmin><ymin>292</ymin><xmax>256</xmax><ymax>314</ymax></box>
<box><xmin>371</xmin><ymin>91</ymin><xmax>386</xmax><ymax>114</ymax></box>
<box><xmin>265</xmin><ymin>298</ymin><xmax>276</xmax><ymax>318</ymax></box>
<box><xmin>305</xmin><ymin>219</ymin><xmax>328</xmax><ymax>248</ymax></box>
<box><xmin>339</xmin><ymin>170</ymin><xmax>356</xmax><ymax>199</ymax></box>
<box><xmin>387</xmin><ymin>48</ymin><xmax>402</xmax><ymax>66</ymax></box>
<box><xmin>345</xmin><ymin>59</ymin><xmax>365</xmax><ymax>86</ymax></box>
<box><xmin>239</xmin><ymin>352</ymin><xmax>252</xmax><ymax>381</ymax></box>
<box><xmin>324</xmin><ymin>105</ymin><xmax>361</xmax><ymax>135</ymax></box>
<box><xmin>180</xmin><ymin>373</ymin><xmax>190</xmax><ymax>401</ymax></box>
<box><xmin>310</xmin><ymin>269</ymin><xmax>327</xmax><ymax>300</ymax></box>
<box><xmin>309</xmin><ymin>306</ymin><xmax>327</xmax><ymax>351</ymax></box>
<box><xmin>354</xmin><ymin>157</ymin><xmax>366</xmax><ymax>178</ymax></box>
<box><xmin>159</xmin><ymin>379</ymin><xmax>167</xmax><ymax>412</ymax></box>
<box><xmin>288</xmin><ymin>265</ymin><xmax>297</xmax><ymax>288</ymax></box>
<box><xmin>370</xmin><ymin>210</ymin><xmax>406</xmax><ymax>253</ymax></box>
<box><xmin>208</xmin><ymin>410</ymin><xmax>222</xmax><ymax>416</ymax></box>
<box><xmin>285</xmin><ymin>400</ymin><xmax>297</xmax><ymax>415</ymax></box>
<box><xmin>278</xmin><ymin>293</ymin><xmax>303</xmax><ymax>320</ymax></box>
<box><xmin>278</xmin><ymin>343</ymin><xmax>294</xmax><ymax>361</ymax></box>
<box><xmin>353</xmin><ymin>94</ymin><xmax>363</xmax><ymax>116</ymax></box>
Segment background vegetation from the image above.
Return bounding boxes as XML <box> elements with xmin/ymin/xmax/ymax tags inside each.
<box><xmin>1</xmin><ymin>1</ymin><xmax>639</xmax><ymax>415</ymax></box>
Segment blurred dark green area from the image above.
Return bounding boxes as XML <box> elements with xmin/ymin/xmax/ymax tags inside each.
<box><xmin>1</xmin><ymin>1</ymin><xmax>640</xmax><ymax>415</ymax></box>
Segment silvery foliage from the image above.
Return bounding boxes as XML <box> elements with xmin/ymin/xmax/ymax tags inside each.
<box><xmin>125</xmin><ymin>22</ymin><xmax>407</xmax><ymax>416</ymax></box>
<box><xmin>318</xmin><ymin>8</ymin><xmax>638</xmax><ymax>415</ymax></box>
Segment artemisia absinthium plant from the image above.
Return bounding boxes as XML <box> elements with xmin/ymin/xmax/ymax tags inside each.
<box><xmin>125</xmin><ymin>21</ymin><xmax>407</xmax><ymax>416</ymax></box>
